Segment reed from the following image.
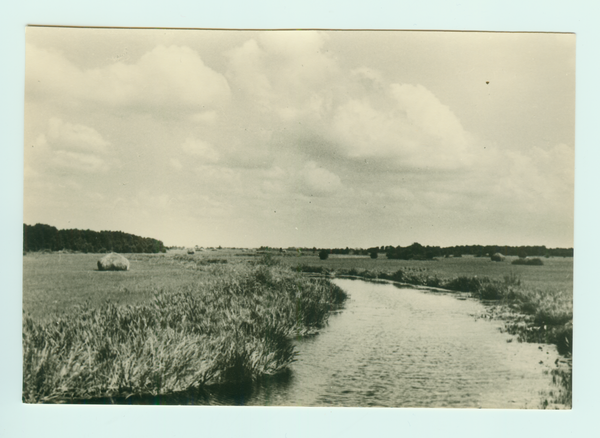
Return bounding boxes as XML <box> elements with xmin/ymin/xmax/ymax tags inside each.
<box><xmin>22</xmin><ymin>261</ymin><xmax>347</xmax><ymax>403</ymax></box>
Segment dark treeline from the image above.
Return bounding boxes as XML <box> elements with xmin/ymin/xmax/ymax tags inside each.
<box><xmin>383</xmin><ymin>243</ymin><xmax>573</xmax><ymax>259</ymax></box>
<box><xmin>23</xmin><ymin>223</ymin><xmax>166</xmax><ymax>254</ymax></box>
<box><xmin>263</xmin><ymin>243</ymin><xmax>573</xmax><ymax>259</ymax></box>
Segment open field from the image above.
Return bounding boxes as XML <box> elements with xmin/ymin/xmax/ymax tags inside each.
<box><xmin>23</xmin><ymin>252</ymin><xmax>213</xmax><ymax>321</ymax></box>
<box><xmin>24</xmin><ymin>250</ymin><xmax>573</xmax><ymax>316</ymax></box>
<box><xmin>22</xmin><ymin>250</ymin><xmax>573</xmax><ymax>405</ymax></box>
<box><xmin>22</xmin><ymin>252</ymin><xmax>347</xmax><ymax>402</ymax></box>
<box><xmin>278</xmin><ymin>253</ymin><xmax>573</xmax><ymax>292</ymax></box>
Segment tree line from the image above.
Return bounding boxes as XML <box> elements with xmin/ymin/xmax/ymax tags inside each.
<box><xmin>23</xmin><ymin>223</ymin><xmax>166</xmax><ymax>254</ymax></box>
<box><xmin>267</xmin><ymin>243</ymin><xmax>573</xmax><ymax>260</ymax></box>
<box><xmin>382</xmin><ymin>243</ymin><xmax>572</xmax><ymax>259</ymax></box>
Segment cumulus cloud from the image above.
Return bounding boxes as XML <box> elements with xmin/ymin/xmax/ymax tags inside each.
<box><xmin>27</xmin><ymin>118</ymin><xmax>114</xmax><ymax>173</ymax></box>
<box><xmin>330</xmin><ymin>84</ymin><xmax>474</xmax><ymax>170</ymax></box>
<box><xmin>23</xmin><ymin>30</ymin><xmax>574</xmax><ymax>248</ymax></box>
<box><xmin>47</xmin><ymin>117</ymin><xmax>110</xmax><ymax>153</ymax></box>
<box><xmin>493</xmin><ymin>143</ymin><xmax>574</xmax><ymax>212</ymax></box>
<box><xmin>182</xmin><ymin>137</ymin><xmax>220</xmax><ymax>163</ymax></box>
<box><xmin>190</xmin><ymin>110</ymin><xmax>218</xmax><ymax>124</ymax></box>
<box><xmin>391</xmin><ymin>84</ymin><xmax>469</xmax><ymax>152</ymax></box>
<box><xmin>225</xmin><ymin>39</ymin><xmax>273</xmax><ymax>107</ymax></box>
<box><xmin>169</xmin><ymin>158</ymin><xmax>183</xmax><ymax>170</ymax></box>
<box><xmin>225</xmin><ymin>32</ymin><xmax>338</xmax><ymax>120</ymax></box>
<box><xmin>193</xmin><ymin>165</ymin><xmax>242</xmax><ymax>195</ymax></box>
<box><xmin>297</xmin><ymin>161</ymin><xmax>343</xmax><ymax>197</ymax></box>
<box><xmin>51</xmin><ymin>150</ymin><xmax>109</xmax><ymax>173</ymax></box>
<box><xmin>223</xmin><ymin>32</ymin><xmax>475</xmax><ymax>172</ymax></box>
<box><xmin>26</xmin><ymin>43</ymin><xmax>230</xmax><ymax>113</ymax></box>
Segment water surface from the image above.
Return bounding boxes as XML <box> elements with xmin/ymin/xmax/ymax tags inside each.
<box><xmin>210</xmin><ymin>278</ymin><xmax>560</xmax><ymax>408</ymax></box>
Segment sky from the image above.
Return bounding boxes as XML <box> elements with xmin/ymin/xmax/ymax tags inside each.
<box><xmin>23</xmin><ymin>27</ymin><xmax>575</xmax><ymax>249</ymax></box>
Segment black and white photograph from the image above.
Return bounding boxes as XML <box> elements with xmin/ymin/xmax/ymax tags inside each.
<box><xmin>21</xmin><ymin>26</ymin><xmax>574</xmax><ymax>408</ymax></box>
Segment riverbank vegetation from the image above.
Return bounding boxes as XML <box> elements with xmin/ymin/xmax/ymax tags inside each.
<box><xmin>290</xmin><ymin>257</ymin><xmax>572</xmax><ymax>407</ymax></box>
<box><xmin>22</xmin><ymin>255</ymin><xmax>347</xmax><ymax>403</ymax></box>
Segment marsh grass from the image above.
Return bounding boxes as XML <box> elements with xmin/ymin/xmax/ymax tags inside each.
<box><xmin>22</xmin><ymin>261</ymin><xmax>347</xmax><ymax>403</ymax></box>
<box><xmin>282</xmin><ymin>254</ymin><xmax>573</xmax><ymax>292</ymax></box>
<box><xmin>325</xmin><ymin>265</ymin><xmax>572</xmax><ymax>350</ymax></box>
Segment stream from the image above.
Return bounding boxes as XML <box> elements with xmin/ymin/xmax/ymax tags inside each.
<box><xmin>204</xmin><ymin>278</ymin><xmax>560</xmax><ymax>408</ymax></box>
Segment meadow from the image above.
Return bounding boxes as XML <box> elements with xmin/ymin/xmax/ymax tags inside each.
<box><xmin>22</xmin><ymin>249</ymin><xmax>573</xmax><ymax>405</ymax></box>
<box><xmin>22</xmin><ymin>251</ymin><xmax>347</xmax><ymax>403</ymax></box>
<box><xmin>280</xmin><ymin>252</ymin><xmax>573</xmax><ymax>291</ymax></box>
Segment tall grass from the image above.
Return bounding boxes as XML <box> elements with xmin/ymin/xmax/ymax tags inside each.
<box><xmin>22</xmin><ymin>260</ymin><xmax>347</xmax><ymax>403</ymax></box>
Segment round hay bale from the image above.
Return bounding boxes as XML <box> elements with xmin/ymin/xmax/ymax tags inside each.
<box><xmin>97</xmin><ymin>252</ymin><xmax>130</xmax><ymax>271</ymax></box>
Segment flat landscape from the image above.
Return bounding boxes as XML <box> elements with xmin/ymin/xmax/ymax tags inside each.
<box><xmin>23</xmin><ymin>250</ymin><xmax>573</xmax><ymax>320</ymax></box>
<box><xmin>22</xmin><ymin>249</ymin><xmax>573</xmax><ymax>407</ymax></box>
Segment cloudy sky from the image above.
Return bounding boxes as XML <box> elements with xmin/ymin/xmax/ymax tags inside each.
<box><xmin>23</xmin><ymin>27</ymin><xmax>575</xmax><ymax>249</ymax></box>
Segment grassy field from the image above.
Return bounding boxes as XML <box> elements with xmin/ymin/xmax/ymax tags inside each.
<box><xmin>23</xmin><ymin>252</ymin><xmax>214</xmax><ymax>321</ymax></box>
<box><xmin>24</xmin><ymin>250</ymin><xmax>572</xmax><ymax>313</ymax></box>
<box><xmin>22</xmin><ymin>250</ymin><xmax>573</xmax><ymax>405</ymax></box>
<box><xmin>22</xmin><ymin>252</ymin><xmax>347</xmax><ymax>403</ymax></box>
<box><xmin>279</xmin><ymin>252</ymin><xmax>573</xmax><ymax>292</ymax></box>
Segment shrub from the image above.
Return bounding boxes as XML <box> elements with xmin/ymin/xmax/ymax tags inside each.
<box><xmin>490</xmin><ymin>253</ymin><xmax>505</xmax><ymax>262</ymax></box>
<box><xmin>296</xmin><ymin>265</ymin><xmax>325</xmax><ymax>274</ymax></box>
<box><xmin>318</xmin><ymin>249</ymin><xmax>329</xmax><ymax>260</ymax></box>
<box><xmin>511</xmin><ymin>258</ymin><xmax>544</xmax><ymax>266</ymax></box>
<box><xmin>369</xmin><ymin>251</ymin><xmax>378</xmax><ymax>259</ymax></box>
<box><xmin>443</xmin><ymin>276</ymin><xmax>484</xmax><ymax>293</ymax></box>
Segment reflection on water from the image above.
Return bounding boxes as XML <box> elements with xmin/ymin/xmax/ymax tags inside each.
<box><xmin>102</xmin><ymin>279</ymin><xmax>560</xmax><ymax>408</ymax></box>
<box><xmin>242</xmin><ymin>278</ymin><xmax>560</xmax><ymax>408</ymax></box>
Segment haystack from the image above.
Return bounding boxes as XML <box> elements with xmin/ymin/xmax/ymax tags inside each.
<box><xmin>490</xmin><ymin>253</ymin><xmax>505</xmax><ymax>262</ymax></box>
<box><xmin>97</xmin><ymin>253</ymin><xmax>130</xmax><ymax>271</ymax></box>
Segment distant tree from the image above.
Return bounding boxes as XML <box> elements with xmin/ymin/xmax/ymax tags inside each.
<box><xmin>318</xmin><ymin>249</ymin><xmax>329</xmax><ymax>260</ymax></box>
<box><xmin>491</xmin><ymin>253</ymin><xmax>505</xmax><ymax>262</ymax></box>
<box><xmin>370</xmin><ymin>250</ymin><xmax>378</xmax><ymax>259</ymax></box>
